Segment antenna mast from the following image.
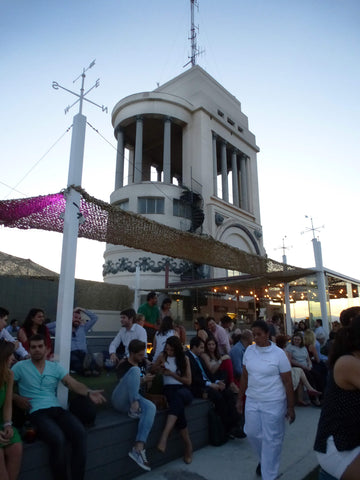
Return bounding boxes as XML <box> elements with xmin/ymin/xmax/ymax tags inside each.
<box><xmin>184</xmin><ymin>0</ymin><xmax>204</xmax><ymax>68</ymax></box>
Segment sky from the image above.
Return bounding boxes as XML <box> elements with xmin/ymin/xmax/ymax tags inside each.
<box><xmin>1</xmin><ymin>0</ymin><xmax>360</xmax><ymax>283</ymax></box>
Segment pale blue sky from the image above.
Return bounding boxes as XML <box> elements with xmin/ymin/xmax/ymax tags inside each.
<box><xmin>1</xmin><ymin>0</ymin><xmax>360</xmax><ymax>281</ymax></box>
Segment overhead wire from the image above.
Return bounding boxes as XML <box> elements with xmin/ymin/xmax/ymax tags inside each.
<box><xmin>3</xmin><ymin>125</ymin><xmax>73</xmax><ymax>199</ymax></box>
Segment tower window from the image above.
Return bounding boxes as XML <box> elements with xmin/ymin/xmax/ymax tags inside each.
<box><xmin>173</xmin><ymin>199</ymin><xmax>192</xmax><ymax>219</ymax></box>
<box><xmin>138</xmin><ymin>197</ymin><xmax>164</xmax><ymax>214</ymax></box>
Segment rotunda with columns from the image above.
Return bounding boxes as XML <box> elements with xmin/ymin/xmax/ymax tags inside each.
<box><xmin>103</xmin><ymin>65</ymin><xmax>265</xmax><ymax>290</ymax></box>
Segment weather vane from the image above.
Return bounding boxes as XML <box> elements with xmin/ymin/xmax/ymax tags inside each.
<box><xmin>52</xmin><ymin>59</ymin><xmax>108</xmax><ymax>115</ymax></box>
<box><xmin>275</xmin><ymin>236</ymin><xmax>292</xmax><ymax>257</ymax></box>
<box><xmin>301</xmin><ymin>215</ymin><xmax>324</xmax><ymax>239</ymax></box>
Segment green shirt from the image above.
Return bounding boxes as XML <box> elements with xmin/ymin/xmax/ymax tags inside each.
<box><xmin>138</xmin><ymin>302</ymin><xmax>160</xmax><ymax>326</ymax></box>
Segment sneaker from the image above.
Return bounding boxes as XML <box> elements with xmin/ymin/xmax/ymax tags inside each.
<box><xmin>128</xmin><ymin>408</ymin><xmax>141</xmax><ymax>419</ymax></box>
<box><xmin>128</xmin><ymin>447</ymin><xmax>151</xmax><ymax>471</ymax></box>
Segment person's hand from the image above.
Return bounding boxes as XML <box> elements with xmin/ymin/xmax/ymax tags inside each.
<box><xmin>110</xmin><ymin>353</ymin><xmax>119</xmax><ymax>366</ymax></box>
<box><xmin>286</xmin><ymin>407</ymin><xmax>296</xmax><ymax>424</ymax></box>
<box><xmin>3</xmin><ymin>425</ymin><xmax>13</xmax><ymax>440</ymax></box>
<box><xmin>162</xmin><ymin>368</ymin><xmax>173</xmax><ymax>377</ymax></box>
<box><xmin>221</xmin><ymin>355</ymin><xmax>230</xmax><ymax>361</ymax></box>
<box><xmin>88</xmin><ymin>390</ymin><xmax>106</xmax><ymax>405</ymax></box>
<box><xmin>216</xmin><ymin>380</ymin><xmax>226</xmax><ymax>391</ymax></box>
<box><xmin>14</xmin><ymin>394</ymin><xmax>32</xmax><ymax>411</ymax></box>
<box><xmin>0</xmin><ymin>430</ymin><xmax>10</xmax><ymax>444</ymax></box>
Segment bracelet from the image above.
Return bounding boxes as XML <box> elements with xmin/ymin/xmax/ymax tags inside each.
<box><xmin>3</xmin><ymin>421</ymin><xmax>12</xmax><ymax>427</ymax></box>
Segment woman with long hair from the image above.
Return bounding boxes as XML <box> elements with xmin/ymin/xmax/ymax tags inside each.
<box><xmin>152</xmin><ymin>316</ymin><xmax>177</xmax><ymax>362</ymax></box>
<box><xmin>151</xmin><ymin>336</ymin><xmax>193</xmax><ymax>464</ymax></box>
<box><xmin>0</xmin><ymin>340</ymin><xmax>22</xmax><ymax>480</ymax></box>
<box><xmin>193</xmin><ymin>317</ymin><xmax>209</xmax><ymax>343</ymax></box>
<box><xmin>314</xmin><ymin>316</ymin><xmax>360</xmax><ymax>479</ymax></box>
<box><xmin>201</xmin><ymin>337</ymin><xmax>239</xmax><ymax>393</ymax></box>
<box><xmin>18</xmin><ymin>309</ymin><xmax>52</xmax><ymax>360</ymax></box>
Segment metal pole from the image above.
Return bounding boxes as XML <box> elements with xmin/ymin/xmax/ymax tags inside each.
<box><xmin>54</xmin><ymin>112</ymin><xmax>86</xmax><ymax>407</ymax></box>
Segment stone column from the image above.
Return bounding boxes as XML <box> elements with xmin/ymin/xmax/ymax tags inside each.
<box><xmin>246</xmin><ymin>156</ymin><xmax>253</xmax><ymax>213</ymax></box>
<box><xmin>128</xmin><ymin>148</ymin><xmax>134</xmax><ymax>184</ymax></box>
<box><xmin>221</xmin><ymin>141</ymin><xmax>228</xmax><ymax>202</ymax></box>
<box><xmin>212</xmin><ymin>134</ymin><xmax>218</xmax><ymax>196</ymax></box>
<box><xmin>134</xmin><ymin>116</ymin><xmax>143</xmax><ymax>183</ymax></box>
<box><xmin>240</xmin><ymin>154</ymin><xmax>248</xmax><ymax>211</ymax></box>
<box><xmin>156</xmin><ymin>167</ymin><xmax>162</xmax><ymax>182</ymax></box>
<box><xmin>114</xmin><ymin>127</ymin><xmax>124</xmax><ymax>189</ymax></box>
<box><xmin>231</xmin><ymin>150</ymin><xmax>239</xmax><ymax>207</ymax></box>
<box><xmin>163</xmin><ymin>117</ymin><xmax>171</xmax><ymax>184</ymax></box>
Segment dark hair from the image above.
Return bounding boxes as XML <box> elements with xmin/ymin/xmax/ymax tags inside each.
<box><xmin>195</xmin><ymin>317</ymin><xmax>207</xmax><ymax>330</ymax></box>
<box><xmin>161</xmin><ymin>298</ymin><xmax>172</xmax><ymax>309</ymax></box>
<box><xmin>275</xmin><ymin>334</ymin><xmax>288</xmax><ymax>349</ymax></box>
<box><xmin>158</xmin><ymin>316</ymin><xmax>174</xmax><ymax>335</ymax></box>
<box><xmin>329</xmin><ymin>316</ymin><xmax>360</xmax><ymax>367</ymax></box>
<box><xmin>291</xmin><ymin>333</ymin><xmax>304</xmax><ymax>347</ymax></box>
<box><xmin>29</xmin><ymin>334</ymin><xmax>46</xmax><ymax>345</ymax></box>
<box><xmin>205</xmin><ymin>336</ymin><xmax>220</xmax><ymax>360</ymax></box>
<box><xmin>120</xmin><ymin>308</ymin><xmax>136</xmax><ymax>320</ymax></box>
<box><xmin>0</xmin><ymin>307</ymin><xmax>9</xmax><ymax>319</ymax></box>
<box><xmin>316</xmin><ymin>319</ymin><xmax>323</xmax><ymax>326</ymax></box>
<box><xmin>252</xmin><ymin>320</ymin><xmax>269</xmax><ymax>333</ymax></box>
<box><xmin>147</xmin><ymin>291</ymin><xmax>157</xmax><ymax>301</ymax></box>
<box><xmin>220</xmin><ymin>315</ymin><xmax>232</xmax><ymax>326</ymax></box>
<box><xmin>190</xmin><ymin>336</ymin><xmax>204</xmax><ymax>349</ymax></box>
<box><xmin>0</xmin><ymin>339</ymin><xmax>15</xmax><ymax>387</ymax></box>
<box><xmin>10</xmin><ymin>319</ymin><xmax>18</xmax><ymax>326</ymax></box>
<box><xmin>164</xmin><ymin>336</ymin><xmax>187</xmax><ymax>376</ymax></box>
<box><xmin>23</xmin><ymin>309</ymin><xmax>47</xmax><ymax>338</ymax></box>
<box><xmin>339</xmin><ymin>307</ymin><xmax>360</xmax><ymax>327</ymax></box>
<box><xmin>128</xmin><ymin>339</ymin><xmax>146</xmax><ymax>354</ymax></box>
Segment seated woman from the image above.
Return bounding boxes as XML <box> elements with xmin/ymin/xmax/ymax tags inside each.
<box><xmin>18</xmin><ymin>308</ymin><xmax>52</xmax><ymax>360</ymax></box>
<box><xmin>201</xmin><ymin>337</ymin><xmax>239</xmax><ymax>393</ymax></box>
<box><xmin>194</xmin><ymin>317</ymin><xmax>210</xmax><ymax>343</ymax></box>
<box><xmin>0</xmin><ymin>340</ymin><xmax>22</xmax><ymax>480</ymax></box>
<box><xmin>152</xmin><ymin>316</ymin><xmax>177</xmax><ymax>362</ymax></box>
<box><xmin>304</xmin><ymin>329</ymin><xmax>328</xmax><ymax>394</ymax></box>
<box><xmin>314</xmin><ymin>316</ymin><xmax>360</xmax><ymax>479</ymax></box>
<box><xmin>151</xmin><ymin>336</ymin><xmax>193</xmax><ymax>464</ymax></box>
<box><xmin>286</xmin><ymin>333</ymin><xmax>322</xmax><ymax>405</ymax></box>
<box><xmin>276</xmin><ymin>335</ymin><xmax>321</xmax><ymax>406</ymax></box>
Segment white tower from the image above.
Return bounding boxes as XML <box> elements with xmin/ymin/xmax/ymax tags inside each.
<box><xmin>103</xmin><ymin>65</ymin><xmax>265</xmax><ymax>290</ymax></box>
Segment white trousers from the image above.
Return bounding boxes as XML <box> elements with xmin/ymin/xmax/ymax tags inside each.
<box><xmin>244</xmin><ymin>398</ymin><xmax>287</xmax><ymax>480</ymax></box>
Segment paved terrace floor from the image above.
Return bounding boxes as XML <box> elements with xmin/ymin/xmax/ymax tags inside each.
<box><xmin>134</xmin><ymin>405</ymin><xmax>321</xmax><ymax>480</ymax></box>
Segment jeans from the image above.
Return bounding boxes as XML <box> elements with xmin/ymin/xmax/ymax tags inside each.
<box><xmin>30</xmin><ymin>407</ymin><xmax>86</xmax><ymax>480</ymax></box>
<box><xmin>163</xmin><ymin>385</ymin><xmax>193</xmax><ymax>429</ymax></box>
<box><xmin>111</xmin><ymin>366</ymin><xmax>156</xmax><ymax>444</ymax></box>
<box><xmin>70</xmin><ymin>350</ymin><xmax>96</xmax><ymax>374</ymax></box>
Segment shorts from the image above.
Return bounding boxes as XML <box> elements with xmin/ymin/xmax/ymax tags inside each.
<box><xmin>316</xmin><ymin>435</ymin><xmax>360</xmax><ymax>479</ymax></box>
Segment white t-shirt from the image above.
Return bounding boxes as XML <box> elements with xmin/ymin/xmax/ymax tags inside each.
<box><xmin>243</xmin><ymin>342</ymin><xmax>291</xmax><ymax>402</ymax></box>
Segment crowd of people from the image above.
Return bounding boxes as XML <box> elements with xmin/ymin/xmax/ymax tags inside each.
<box><xmin>0</xmin><ymin>298</ymin><xmax>359</xmax><ymax>479</ymax></box>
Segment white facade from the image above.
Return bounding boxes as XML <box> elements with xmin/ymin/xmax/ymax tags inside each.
<box><xmin>103</xmin><ymin>66</ymin><xmax>265</xmax><ymax>289</ymax></box>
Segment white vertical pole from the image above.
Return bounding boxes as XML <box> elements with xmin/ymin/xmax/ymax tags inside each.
<box><xmin>133</xmin><ymin>265</ymin><xmax>141</xmax><ymax>311</ymax></box>
<box><xmin>283</xmin><ymin>253</ymin><xmax>292</xmax><ymax>336</ymax></box>
<box><xmin>312</xmin><ymin>237</ymin><xmax>329</xmax><ymax>337</ymax></box>
<box><xmin>54</xmin><ymin>112</ymin><xmax>86</xmax><ymax>407</ymax></box>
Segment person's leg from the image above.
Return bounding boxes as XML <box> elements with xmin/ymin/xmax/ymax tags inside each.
<box><xmin>136</xmin><ymin>395</ymin><xmax>156</xmax><ymax>447</ymax></box>
<box><xmin>157</xmin><ymin>414</ymin><xmax>178</xmax><ymax>452</ymax></box>
<box><xmin>111</xmin><ymin>367</ymin><xmax>142</xmax><ymax>414</ymax></box>
<box><xmin>70</xmin><ymin>350</ymin><xmax>86</xmax><ymax>374</ymax></box>
<box><xmin>30</xmin><ymin>408</ymin><xmax>69</xmax><ymax>480</ymax></box>
<box><xmin>0</xmin><ymin>449</ymin><xmax>9</xmax><ymax>480</ymax></box>
<box><xmin>4</xmin><ymin>442</ymin><xmax>22</xmax><ymax>480</ymax></box>
<box><xmin>244</xmin><ymin>399</ymin><xmax>262</xmax><ymax>462</ymax></box>
<box><xmin>260</xmin><ymin>399</ymin><xmax>287</xmax><ymax>480</ymax></box>
<box><xmin>179</xmin><ymin>427</ymin><xmax>193</xmax><ymax>463</ymax></box>
<box><xmin>55</xmin><ymin>409</ymin><xmax>87</xmax><ymax>480</ymax></box>
<box><xmin>341</xmin><ymin>453</ymin><xmax>360</xmax><ymax>480</ymax></box>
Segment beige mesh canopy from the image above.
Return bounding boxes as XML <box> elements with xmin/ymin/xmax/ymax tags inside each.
<box><xmin>0</xmin><ymin>186</ymin><xmax>310</xmax><ymax>280</ymax></box>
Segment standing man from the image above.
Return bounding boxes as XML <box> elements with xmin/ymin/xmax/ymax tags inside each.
<box><xmin>230</xmin><ymin>329</ymin><xmax>253</xmax><ymax>381</ymax></box>
<box><xmin>111</xmin><ymin>339</ymin><xmax>156</xmax><ymax>471</ymax></box>
<box><xmin>0</xmin><ymin>307</ymin><xmax>29</xmax><ymax>359</ymax></box>
<box><xmin>109</xmin><ymin>309</ymin><xmax>147</xmax><ymax>364</ymax></box>
<box><xmin>48</xmin><ymin>307</ymin><xmax>100</xmax><ymax>376</ymax></box>
<box><xmin>207</xmin><ymin>317</ymin><xmax>231</xmax><ymax>355</ymax></box>
<box><xmin>12</xmin><ymin>334</ymin><xmax>106</xmax><ymax>480</ymax></box>
<box><xmin>137</xmin><ymin>292</ymin><xmax>160</xmax><ymax>343</ymax></box>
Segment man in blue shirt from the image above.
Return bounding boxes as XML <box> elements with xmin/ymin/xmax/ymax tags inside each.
<box><xmin>48</xmin><ymin>307</ymin><xmax>100</xmax><ymax>376</ymax></box>
<box><xmin>12</xmin><ymin>334</ymin><xmax>106</xmax><ymax>480</ymax></box>
<box><xmin>230</xmin><ymin>329</ymin><xmax>253</xmax><ymax>380</ymax></box>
